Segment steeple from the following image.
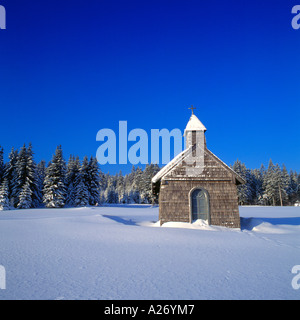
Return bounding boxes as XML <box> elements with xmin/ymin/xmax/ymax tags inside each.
<box><xmin>184</xmin><ymin>108</ymin><xmax>207</xmax><ymax>150</ymax></box>
<box><xmin>184</xmin><ymin>114</ymin><xmax>207</xmax><ymax>134</ymax></box>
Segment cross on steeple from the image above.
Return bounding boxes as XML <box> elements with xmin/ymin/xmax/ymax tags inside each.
<box><xmin>188</xmin><ymin>105</ymin><xmax>196</xmax><ymax>115</ymax></box>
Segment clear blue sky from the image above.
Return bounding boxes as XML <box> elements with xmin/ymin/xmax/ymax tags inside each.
<box><xmin>0</xmin><ymin>0</ymin><xmax>299</xmax><ymax>174</ymax></box>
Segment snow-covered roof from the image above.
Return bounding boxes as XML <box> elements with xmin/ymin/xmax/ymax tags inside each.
<box><xmin>151</xmin><ymin>146</ymin><xmax>193</xmax><ymax>184</ymax></box>
<box><xmin>184</xmin><ymin>114</ymin><xmax>207</xmax><ymax>135</ymax></box>
<box><xmin>152</xmin><ymin>113</ymin><xmax>245</xmax><ymax>185</ymax></box>
<box><xmin>151</xmin><ymin>145</ymin><xmax>245</xmax><ymax>185</ymax></box>
<box><xmin>205</xmin><ymin>148</ymin><xmax>246</xmax><ymax>185</ymax></box>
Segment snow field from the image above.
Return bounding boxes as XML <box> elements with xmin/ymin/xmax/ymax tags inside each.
<box><xmin>0</xmin><ymin>205</ymin><xmax>299</xmax><ymax>300</ymax></box>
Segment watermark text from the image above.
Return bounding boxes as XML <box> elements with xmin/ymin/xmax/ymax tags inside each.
<box><xmin>292</xmin><ymin>265</ymin><xmax>300</xmax><ymax>290</ymax></box>
<box><xmin>0</xmin><ymin>5</ymin><xmax>6</xmax><ymax>29</ymax></box>
<box><xmin>292</xmin><ymin>5</ymin><xmax>300</xmax><ymax>29</ymax></box>
<box><xmin>96</xmin><ymin>121</ymin><xmax>205</xmax><ymax>175</ymax></box>
<box><xmin>0</xmin><ymin>265</ymin><xmax>6</xmax><ymax>290</ymax></box>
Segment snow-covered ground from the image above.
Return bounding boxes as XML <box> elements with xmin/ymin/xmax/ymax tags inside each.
<box><xmin>0</xmin><ymin>205</ymin><xmax>299</xmax><ymax>300</ymax></box>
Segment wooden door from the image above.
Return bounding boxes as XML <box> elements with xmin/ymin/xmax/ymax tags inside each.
<box><xmin>191</xmin><ymin>188</ymin><xmax>209</xmax><ymax>222</ymax></box>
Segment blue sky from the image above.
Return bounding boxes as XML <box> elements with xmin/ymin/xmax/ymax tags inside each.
<box><xmin>0</xmin><ymin>0</ymin><xmax>299</xmax><ymax>174</ymax></box>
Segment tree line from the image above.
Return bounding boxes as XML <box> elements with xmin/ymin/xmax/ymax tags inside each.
<box><xmin>232</xmin><ymin>159</ymin><xmax>300</xmax><ymax>206</ymax></box>
<box><xmin>0</xmin><ymin>144</ymin><xmax>299</xmax><ymax>210</ymax></box>
<box><xmin>0</xmin><ymin>144</ymin><xmax>160</xmax><ymax>210</ymax></box>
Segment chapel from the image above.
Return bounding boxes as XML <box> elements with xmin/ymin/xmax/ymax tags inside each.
<box><xmin>152</xmin><ymin>108</ymin><xmax>245</xmax><ymax>228</ymax></box>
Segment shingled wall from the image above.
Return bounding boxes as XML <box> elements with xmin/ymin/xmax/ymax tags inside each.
<box><xmin>157</xmin><ymin>147</ymin><xmax>242</xmax><ymax>228</ymax></box>
<box><xmin>158</xmin><ymin>179</ymin><xmax>240</xmax><ymax>228</ymax></box>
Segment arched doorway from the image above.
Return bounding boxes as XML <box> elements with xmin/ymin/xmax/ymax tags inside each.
<box><xmin>191</xmin><ymin>188</ymin><xmax>210</xmax><ymax>223</ymax></box>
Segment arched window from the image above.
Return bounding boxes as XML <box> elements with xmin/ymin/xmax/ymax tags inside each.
<box><xmin>191</xmin><ymin>188</ymin><xmax>210</xmax><ymax>222</ymax></box>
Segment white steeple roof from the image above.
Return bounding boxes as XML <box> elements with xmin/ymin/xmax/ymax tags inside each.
<box><xmin>184</xmin><ymin>114</ymin><xmax>207</xmax><ymax>135</ymax></box>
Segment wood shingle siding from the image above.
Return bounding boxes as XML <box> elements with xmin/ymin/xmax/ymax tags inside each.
<box><xmin>152</xmin><ymin>113</ymin><xmax>245</xmax><ymax>229</ymax></box>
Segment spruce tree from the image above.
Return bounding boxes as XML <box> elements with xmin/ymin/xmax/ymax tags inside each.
<box><xmin>65</xmin><ymin>155</ymin><xmax>81</xmax><ymax>206</ymax></box>
<box><xmin>87</xmin><ymin>156</ymin><xmax>100</xmax><ymax>206</ymax></box>
<box><xmin>73</xmin><ymin>156</ymin><xmax>89</xmax><ymax>206</ymax></box>
<box><xmin>0</xmin><ymin>146</ymin><xmax>4</xmax><ymax>184</ymax></box>
<box><xmin>11</xmin><ymin>144</ymin><xmax>28</xmax><ymax>207</ymax></box>
<box><xmin>263</xmin><ymin>159</ymin><xmax>277</xmax><ymax>206</ymax></box>
<box><xmin>288</xmin><ymin>170</ymin><xmax>299</xmax><ymax>204</ymax></box>
<box><xmin>232</xmin><ymin>160</ymin><xmax>252</xmax><ymax>205</ymax></box>
<box><xmin>17</xmin><ymin>180</ymin><xmax>33</xmax><ymax>209</ymax></box>
<box><xmin>43</xmin><ymin>145</ymin><xmax>67</xmax><ymax>208</ymax></box>
<box><xmin>139</xmin><ymin>164</ymin><xmax>160</xmax><ymax>204</ymax></box>
<box><xmin>0</xmin><ymin>179</ymin><xmax>10</xmax><ymax>210</ymax></box>
<box><xmin>3</xmin><ymin>148</ymin><xmax>18</xmax><ymax>207</ymax></box>
<box><xmin>9</xmin><ymin>143</ymin><xmax>41</xmax><ymax>209</ymax></box>
<box><xmin>98</xmin><ymin>170</ymin><xmax>107</xmax><ymax>204</ymax></box>
<box><xmin>298</xmin><ymin>173</ymin><xmax>300</xmax><ymax>201</ymax></box>
<box><xmin>73</xmin><ymin>156</ymin><xmax>98</xmax><ymax>207</ymax></box>
<box><xmin>275</xmin><ymin>164</ymin><xmax>289</xmax><ymax>206</ymax></box>
<box><xmin>74</xmin><ymin>179</ymin><xmax>89</xmax><ymax>207</ymax></box>
<box><xmin>27</xmin><ymin>143</ymin><xmax>42</xmax><ymax>208</ymax></box>
<box><xmin>104</xmin><ymin>177</ymin><xmax>117</xmax><ymax>203</ymax></box>
<box><xmin>252</xmin><ymin>166</ymin><xmax>265</xmax><ymax>205</ymax></box>
<box><xmin>36</xmin><ymin>160</ymin><xmax>46</xmax><ymax>206</ymax></box>
<box><xmin>116</xmin><ymin>170</ymin><xmax>125</xmax><ymax>204</ymax></box>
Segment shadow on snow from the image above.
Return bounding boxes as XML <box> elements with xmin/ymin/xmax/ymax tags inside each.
<box><xmin>102</xmin><ymin>215</ymin><xmax>137</xmax><ymax>226</ymax></box>
<box><xmin>241</xmin><ymin>216</ymin><xmax>300</xmax><ymax>230</ymax></box>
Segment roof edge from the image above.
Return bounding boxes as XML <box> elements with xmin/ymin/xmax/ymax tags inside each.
<box><xmin>152</xmin><ymin>146</ymin><xmax>246</xmax><ymax>185</ymax></box>
<box><xmin>151</xmin><ymin>146</ymin><xmax>193</xmax><ymax>184</ymax></box>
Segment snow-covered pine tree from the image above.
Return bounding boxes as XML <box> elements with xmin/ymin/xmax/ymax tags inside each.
<box><xmin>128</xmin><ymin>167</ymin><xmax>142</xmax><ymax>204</ymax></box>
<box><xmin>139</xmin><ymin>164</ymin><xmax>160</xmax><ymax>204</ymax></box>
<box><xmin>288</xmin><ymin>170</ymin><xmax>299</xmax><ymax>204</ymax></box>
<box><xmin>87</xmin><ymin>156</ymin><xmax>100</xmax><ymax>206</ymax></box>
<box><xmin>116</xmin><ymin>170</ymin><xmax>126</xmax><ymax>204</ymax></box>
<box><xmin>0</xmin><ymin>179</ymin><xmax>10</xmax><ymax>210</ymax></box>
<box><xmin>125</xmin><ymin>166</ymin><xmax>143</xmax><ymax>203</ymax></box>
<box><xmin>36</xmin><ymin>160</ymin><xmax>46</xmax><ymax>206</ymax></box>
<box><xmin>65</xmin><ymin>155</ymin><xmax>75</xmax><ymax>203</ymax></box>
<box><xmin>0</xmin><ymin>146</ymin><xmax>4</xmax><ymax>184</ymax></box>
<box><xmin>104</xmin><ymin>176</ymin><xmax>117</xmax><ymax>203</ymax></box>
<box><xmin>139</xmin><ymin>165</ymin><xmax>150</xmax><ymax>204</ymax></box>
<box><xmin>297</xmin><ymin>172</ymin><xmax>300</xmax><ymax>202</ymax></box>
<box><xmin>17</xmin><ymin>180</ymin><xmax>33</xmax><ymax>209</ymax></box>
<box><xmin>10</xmin><ymin>143</ymin><xmax>41</xmax><ymax>209</ymax></box>
<box><xmin>73</xmin><ymin>156</ymin><xmax>90</xmax><ymax>207</ymax></box>
<box><xmin>27</xmin><ymin>143</ymin><xmax>42</xmax><ymax>208</ymax></box>
<box><xmin>263</xmin><ymin>159</ymin><xmax>277</xmax><ymax>206</ymax></box>
<box><xmin>43</xmin><ymin>145</ymin><xmax>67</xmax><ymax>208</ymax></box>
<box><xmin>263</xmin><ymin>162</ymin><xmax>289</xmax><ymax>206</ymax></box>
<box><xmin>124</xmin><ymin>166</ymin><xmax>136</xmax><ymax>203</ymax></box>
<box><xmin>232</xmin><ymin>160</ymin><xmax>252</xmax><ymax>205</ymax></box>
<box><xmin>12</xmin><ymin>144</ymin><xmax>32</xmax><ymax>208</ymax></box>
<box><xmin>98</xmin><ymin>169</ymin><xmax>106</xmax><ymax>191</ymax></box>
<box><xmin>65</xmin><ymin>155</ymin><xmax>81</xmax><ymax>206</ymax></box>
<box><xmin>134</xmin><ymin>167</ymin><xmax>143</xmax><ymax>194</ymax></box>
<box><xmin>128</xmin><ymin>187</ymin><xmax>139</xmax><ymax>204</ymax></box>
<box><xmin>123</xmin><ymin>174</ymin><xmax>131</xmax><ymax>204</ymax></box>
<box><xmin>262</xmin><ymin>160</ymin><xmax>289</xmax><ymax>206</ymax></box>
<box><xmin>127</xmin><ymin>165</ymin><xmax>136</xmax><ymax>187</ymax></box>
<box><xmin>74</xmin><ymin>179</ymin><xmax>89</xmax><ymax>207</ymax></box>
<box><xmin>251</xmin><ymin>166</ymin><xmax>265</xmax><ymax>205</ymax></box>
<box><xmin>3</xmin><ymin>148</ymin><xmax>18</xmax><ymax>207</ymax></box>
<box><xmin>98</xmin><ymin>171</ymin><xmax>108</xmax><ymax>204</ymax></box>
<box><xmin>274</xmin><ymin>164</ymin><xmax>289</xmax><ymax>206</ymax></box>
<box><xmin>10</xmin><ymin>145</ymin><xmax>28</xmax><ymax>208</ymax></box>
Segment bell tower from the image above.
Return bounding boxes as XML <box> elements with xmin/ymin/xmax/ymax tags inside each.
<box><xmin>184</xmin><ymin>106</ymin><xmax>207</xmax><ymax>150</ymax></box>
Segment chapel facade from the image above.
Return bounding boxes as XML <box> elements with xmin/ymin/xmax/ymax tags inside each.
<box><xmin>152</xmin><ymin>110</ymin><xmax>245</xmax><ymax>228</ymax></box>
